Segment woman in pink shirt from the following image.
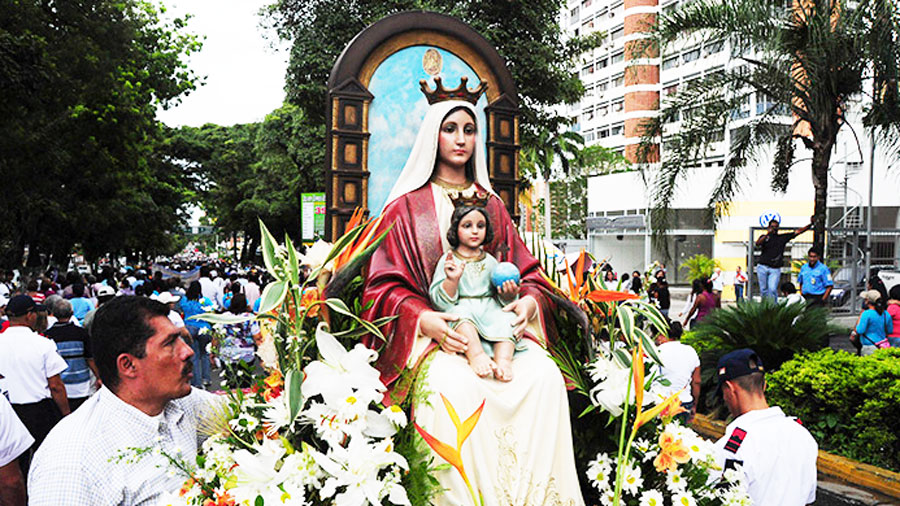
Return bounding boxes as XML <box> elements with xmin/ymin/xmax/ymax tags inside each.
<box><xmin>887</xmin><ymin>286</ymin><xmax>900</xmax><ymax>347</ymax></box>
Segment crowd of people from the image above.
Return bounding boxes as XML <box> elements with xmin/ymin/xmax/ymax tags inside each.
<box><xmin>0</xmin><ymin>261</ymin><xmax>279</xmax><ymax>504</ymax></box>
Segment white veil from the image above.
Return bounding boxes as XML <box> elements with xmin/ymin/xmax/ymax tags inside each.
<box><xmin>383</xmin><ymin>100</ymin><xmax>495</xmax><ymax>209</ymax></box>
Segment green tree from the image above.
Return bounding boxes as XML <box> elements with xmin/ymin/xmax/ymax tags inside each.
<box><xmin>549</xmin><ymin>145</ymin><xmax>629</xmax><ymax>240</ymax></box>
<box><xmin>163</xmin><ymin>105</ymin><xmax>325</xmax><ymax>262</ymax></box>
<box><xmin>0</xmin><ymin>0</ymin><xmax>200</xmax><ymax>266</ymax></box>
<box><xmin>264</xmin><ymin>0</ymin><xmax>599</xmax><ymax>137</ymax></box>
<box><xmin>637</xmin><ymin>0</ymin><xmax>900</xmax><ymax>252</ymax></box>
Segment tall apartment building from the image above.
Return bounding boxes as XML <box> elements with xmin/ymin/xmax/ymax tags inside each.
<box><xmin>564</xmin><ymin>0</ymin><xmax>900</xmax><ymax>293</ymax></box>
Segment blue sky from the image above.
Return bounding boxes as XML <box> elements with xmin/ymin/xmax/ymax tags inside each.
<box><xmin>368</xmin><ymin>46</ymin><xmax>488</xmax><ymax>215</ymax></box>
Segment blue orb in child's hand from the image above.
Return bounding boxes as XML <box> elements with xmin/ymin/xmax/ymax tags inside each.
<box><xmin>491</xmin><ymin>262</ymin><xmax>520</xmax><ymax>288</ymax></box>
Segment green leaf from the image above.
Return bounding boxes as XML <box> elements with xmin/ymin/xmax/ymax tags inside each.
<box><xmin>635</xmin><ymin>327</ymin><xmax>663</xmax><ymax>366</ymax></box>
<box><xmin>259</xmin><ymin>219</ymin><xmax>281</xmax><ymax>280</ymax></box>
<box><xmin>285</xmin><ymin>232</ymin><xmax>300</xmax><ymax>286</ymax></box>
<box><xmin>323</xmin><ymin>298</ymin><xmax>385</xmax><ymax>340</ymax></box>
<box><xmin>616</xmin><ymin>305</ymin><xmax>635</xmax><ymax>346</ymax></box>
<box><xmin>188</xmin><ymin>312</ymin><xmax>253</xmax><ymax>325</ymax></box>
<box><xmin>285</xmin><ymin>368</ymin><xmax>303</xmax><ymax>423</ymax></box>
<box><xmin>257</xmin><ymin>280</ymin><xmax>288</xmax><ymax>315</ymax></box>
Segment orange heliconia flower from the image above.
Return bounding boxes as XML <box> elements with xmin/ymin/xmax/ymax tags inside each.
<box><xmin>332</xmin><ymin>208</ymin><xmax>385</xmax><ymax>273</ymax></box>
<box><xmin>585</xmin><ymin>289</ymin><xmax>640</xmax><ymax>303</ymax></box>
<box><xmin>414</xmin><ymin>394</ymin><xmax>485</xmax><ymax>505</ymax></box>
<box><xmin>653</xmin><ymin>431</ymin><xmax>691</xmax><ymax>473</ymax></box>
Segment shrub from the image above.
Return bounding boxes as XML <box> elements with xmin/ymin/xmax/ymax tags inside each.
<box><xmin>682</xmin><ymin>299</ymin><xmax>840</xmax><ymax>415</ymax></box>
<box><xmin>767</xmin><ymin>348</ymin><xmax>900</xmax><ymax>471</ymax></box>
<box><xmin>680</xmin><ymin>254</ymin><xmax>719</xmax><ymax>281</ymax></box>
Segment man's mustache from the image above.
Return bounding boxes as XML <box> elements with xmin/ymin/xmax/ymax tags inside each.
<box><xmin>182</xmin><ymin>360</ymin><xmax>193</xmax><ymax>378</ymax></box>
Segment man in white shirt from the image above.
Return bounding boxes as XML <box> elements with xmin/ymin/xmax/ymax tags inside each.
<box><xmin>0</xmin><ymin>295</ymin><xmax>70</xmax><ymax>475</ymax></box>
<box><xmin>197</xmin><ymin>266</ymin><xmax>218</xmax><ymax>307</ymax></box>
<box><xmin>715</xmin><ymin>349</ymin><xmax>818</xmax><ymax>505</ymax></box>
<box><xmin>28</xmin><ymin>295</ymin><xmax>219</xmax><ymax>505</ymax></box>
<box><xmin>653</xmin><ymin>322</ymin><xmax>700</xmax><ymax>421</ymax></box>
<box><xmin>0</xmin><ymin>394</ymin><xmax>33</xmax><ymax>506</ymax></box>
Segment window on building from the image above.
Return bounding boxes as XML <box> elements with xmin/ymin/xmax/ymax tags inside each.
<box><xmin>581</xmin><ymin>65</ymin><xmax>594</xmax><ymax>77</ymax></box>
<box><xmin>704</xmin><ymin>40</ymin><xmax>724</xmax><ymax>55</ymax></box>
<box><xmin>612</xmin><ymin>73</ymin><xmax>625</xmax><ymax>88</ymax></box>
<box><xmin>663</xmin><ymin>56</ymin><xmax>679</xmax><ymax>70</ymax></box>
<box><xmin>611</xmin><ymin>123</ymin><xmax>624</xmax><ymax>136</ymax></box>
<box><xmin>612</xmin><ymin>100</ymin><xmax>624</xmax><ymax>112</ymax></box>
<box><xmin>755</xmin><ymin>91</ymin><xmax>777</xmax><ymax>115</ymax></box>
<box><xmin>612</xmin><ymin>26</ymin><xmax>625</xmax><ymax>41</ymax></box>
<box><xmin>709</xmin><ymin>129</ymin><xmax>725</xmax><ymax>142</ymax></box>
<box><xmin>596</xmin><ymin>58</ymin><xmax>608</xmax><ymax>69</ymax></box>
<box><xmin>584</xmin><ymin>129</ymin><xmax>596</xmax><ymax>142</ymax></box>
<box><xmin>582</xmin><ymin>0</ymin><xmax>592</xmax><ymax>7</ymax></box>
<box><xmin>597</xmin><ymin>103</ymin><xmax>609</xmax><ymax>116</ymax></box>
<box><xmin>599</xmin><ymin>128</ymin><xmax>610</xmax><ymax>138</ymax></box>
<box><xmin>683</xmin><ymin>47</ymin><xmax>701</xmax><ymax>63</ymax></box>
<box><xmin>730</xmin><ymin>95</ymin><xmax>750</xmax><ymax>119</ymax></box>
<box><xmin>663</xmin><ymin>81</ymin><xmax>678</xmax><ymax>96</ymax></box>
<box><xmin>597</xmin><ymin>80</ymin><xmax>608</xmax><ymax>93</ymax></box>
<box><xmin>585</xmin><ymin>107</ymin><xmax>595</xmax><ymax>120</ymax></box>
<box><xmin>570</xmin><ymin>7</ymin><xmax>580</xmax><ymax>24</ymax></box>
<box><xmin>611</xmin><ymin>50</ymin><xmax>624</xmax><ymax>64</ymax></box>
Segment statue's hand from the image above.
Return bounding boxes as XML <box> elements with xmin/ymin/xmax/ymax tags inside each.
<box><xmin>420</xmin><ymin>310</ymin><xmax>468</xmax><ymax>354</ymax></box>
<box><xmin>502</xmin><ymin>295</ymin><xmax>538</xmax><ymax>338</ymax></box>
<box><xmin>498</xmin><ymin>280</ymin><xmax>519</xmax><ymax>301</ymax></box>
<box><xmin>444</xmin><ymin>252</ymin><xmax>465</xmax><ymax>281</ymax></box>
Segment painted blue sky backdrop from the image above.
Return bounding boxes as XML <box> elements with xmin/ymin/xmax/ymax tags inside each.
<box><xmin>368</xmin><ymin>46</ymin><xmax>488</xmax><ymax>215</ymax></box>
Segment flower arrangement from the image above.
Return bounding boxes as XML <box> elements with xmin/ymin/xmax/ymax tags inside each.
<box><xmin>535</xmin><ymin>249</ymin><xmax>750</xmax><ymax>506</ymax></box>
<box><xmin>117</xmin><ymin>216</ymin><xmax>447</xmax><ymax>506</ymax></box>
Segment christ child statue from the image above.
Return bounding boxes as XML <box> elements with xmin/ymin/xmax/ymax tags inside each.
<box><xmin>428</xmin><ymin>204</ymin><xmax>523</xmax><ymax>381</ymax></box>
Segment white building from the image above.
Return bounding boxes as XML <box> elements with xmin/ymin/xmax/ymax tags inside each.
<box><xmin>564</xmin><ymin>0</ymin><xmax>900</xmax><ymax>295</ymax></box>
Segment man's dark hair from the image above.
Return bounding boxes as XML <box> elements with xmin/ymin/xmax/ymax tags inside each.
<box><xmin>780</xmin><ymin>281</ymin><xmax>796</xmax><ymax>295</ymax></box>
<box><xmin>91</xmin><ymin>296</ymin><xmax>169</xmax><ymax>391</ymax></box>
<box><xmin>890</xmin><ymin>285</ymin><xmax>900</xmax><ymax>301</ymax></box>
<box><xmin>72</xmin><ymin>283</ymin><xmax>85</xmax><ymax>298</ymax></box>
<box><xmin>808</xmin><ymin>246</ymin><xmax>823</xmax><ymax>257</ymax></box>
<box><xmin>447</xmin><ymin>206</ymin><xmax>493</xmax><ymax>248</ymax></box>
<box><xmin>668</xmin><ymin>321</ymin><xmax>683</xmax><ymax>340</ymax></box>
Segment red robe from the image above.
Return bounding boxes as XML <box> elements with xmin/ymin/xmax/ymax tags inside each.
<box><xmin>361</xmin><ymin>184</ymin><xmax>558</xmax><ymax>387</ymax></box>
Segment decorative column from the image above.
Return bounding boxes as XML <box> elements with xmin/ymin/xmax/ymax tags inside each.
<box><xmin>623</xmin><ymin>0</ymin><xmax>660</xmax><ymax>164</ymax></box>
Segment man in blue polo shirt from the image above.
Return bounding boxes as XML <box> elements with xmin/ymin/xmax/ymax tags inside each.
<box><xmin>798</xmin><ymin>246</ymin><xmax>832</xmax><ymax>307</ymax></box>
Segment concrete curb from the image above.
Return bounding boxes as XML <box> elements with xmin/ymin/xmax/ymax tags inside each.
<box><xmin>691</xmin><ymin>414</ymin><xmax>900</xmax><ymax>500</ymax></box>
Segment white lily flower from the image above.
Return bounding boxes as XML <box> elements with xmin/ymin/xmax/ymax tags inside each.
<box><xmin>309</xmin><ymin>437</ymin><xmax>409</xmax><ymax>506</ymax></box>
<box><xmin>303</xmin><ymin>324</ymin><xmax>386</xmax><ymax>409</ymax></box>
<box><xmin>229</xmin><ymin>438</ymin><xmax>290</xmax><ymax>504</ymax></box>
<box><xmin>380</xmin><ymin>404</ymin><xmax>408</xmax><ymax>428</ymax></box>
<box><xmin>299</xmin><ymin>239</ymin><xmax>334</xmax><ymax>271</ymax></box>
<box><xmin>262</xmin><ymin>395</ymin><xmax>294</xmax><ymax>434</ymax></box>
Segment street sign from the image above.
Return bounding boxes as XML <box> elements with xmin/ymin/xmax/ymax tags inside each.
<box><xmin>301</xmin><ymin>193</ymin><xmax>326</xmax><ymax>242</ymax></box>
<box><xmin>759</xmin><ymin>211</ymin><xmax>782</xmax><ymax>228</ymax></box>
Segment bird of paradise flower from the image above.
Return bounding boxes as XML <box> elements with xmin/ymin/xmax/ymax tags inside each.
<box><xmin>414</xmin><ymin>394</ymin><xmax>486</xmax><ymax>506</ymax></box>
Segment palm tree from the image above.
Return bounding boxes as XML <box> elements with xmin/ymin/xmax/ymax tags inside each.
<box><xmin>636</xmin><ymin>0</ymin><xmax>900</xmax><ymax>251</ymax></box>
<box><xmin>521</xmin><ymin>129</ymin><xmax>584</xmax><ymax>239</ymax></box>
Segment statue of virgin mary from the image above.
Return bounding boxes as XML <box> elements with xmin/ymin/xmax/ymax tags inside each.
<box><xmin>361</xmin><ymin>86</ymin><xmax>585</xmax><ymax>505</ymax></box>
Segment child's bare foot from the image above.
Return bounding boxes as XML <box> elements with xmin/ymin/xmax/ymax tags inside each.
<box><xmin>494</xmin><ymin>357</ymin><xmax>513</xmax><ymax>382</ymax></box>
<box><xmin>468</xmin><ymin>353</ymin><xmax>496</xmax><ymax>377</ymax></box>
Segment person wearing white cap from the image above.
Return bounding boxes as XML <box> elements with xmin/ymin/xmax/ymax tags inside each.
<box><xmin>152</xmin><ymin>292</ymin><xmax>191</xmax><ymax>344</ymax></box>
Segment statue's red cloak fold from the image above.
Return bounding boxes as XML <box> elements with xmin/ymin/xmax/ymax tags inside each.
<box><xmin>361</xmin><ymin>184</ymin><xmax>558</xmax><ymax>387</ymax></box>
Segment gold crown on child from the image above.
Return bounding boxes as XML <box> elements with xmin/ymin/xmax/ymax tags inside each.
<box><xmin>419</xmin><ymin>76</ymin><xmax>488</xmax><ymax>105</ymax></box>
<box><xmin>448</xmin><ymin>187</ymin><xmax>490</xmax><ymax>208</ymax></box>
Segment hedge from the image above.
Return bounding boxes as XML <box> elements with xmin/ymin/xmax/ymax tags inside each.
<box><xmin>766</xmin><ymin>348</ymin><xmax>900</xmax><ymax>471</ymax></box>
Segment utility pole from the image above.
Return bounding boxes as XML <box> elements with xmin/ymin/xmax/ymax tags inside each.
<box><xmin>864</xmin><ymin>131</ymin><xmax>875</xmax><ymax>292</ymax></box>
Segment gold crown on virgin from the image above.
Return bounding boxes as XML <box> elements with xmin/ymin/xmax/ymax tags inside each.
<box><xmin>419</xmin><ymin>76</ymin><xmax>489</xmax><ymax>105</ymax></box>
<box><xmin>448</xmin><ymin>187</ymin><xmax>490</xmax><ymax>208</ymax></box>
